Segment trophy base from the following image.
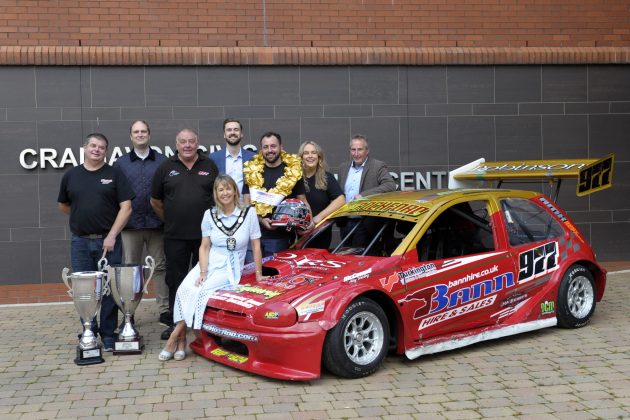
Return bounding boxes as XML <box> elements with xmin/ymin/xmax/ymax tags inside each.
<box><xmin>74</xmin><ymin>346</ymin><xmax>105</xmax><ymax>365</ymax></box>
<box><xmin>113</xmin><ymin>336</ymin><xmax>144</xmax><ymax>355</ymax></box>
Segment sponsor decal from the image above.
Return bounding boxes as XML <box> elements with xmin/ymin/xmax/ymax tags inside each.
<box><xmin>343</xmin><ymin>200</ymin><xmax>428</xmax><ymax>217</ymax></box>
<box><xmin>263</xmin><ymin>311</ymin><xmax>280</xmax><ymax>319</ymax></box>
<box><xmin>398</xmin><ymin>271</ymin><xmax>515</xmax><ymax>329</ymax></box>
<box><xmin>168</xmin><ymin>170</ymin><xmax>180</xmax><ymax>177</ymax></box>
<box><xmin>398</xmin><ymin>263</ymin><xmax>436</xmax><ymax>285</ymax></box>
<box><xmin>211</xmin><ymin>292</ymin><xmax>263</xmax><ymax>308</ymax></box>
<box><xmin>198</xmin><ymin>170</ymin><xmax>210</xmax><ymax>176</ymax></box>
<box><xmin>419</xmin><ymin>296</ymin><xmax>496</xmax><ymax>329</ymax></box>
<box><xmin>343</xmin><ymin>268</ymin><xmax>372</xmax><ymax>283</ymax></box>
<box><xmin>296</xmin><ymin>301</ymin><xmax>325</xmax><ymax>316</ymax></box>
<box><xmin>100</xmin><ymin>178</ymin><xmax>113</xmax><ymax>185</ymax></box>
<box><xmin>276</xmin><ymin>252</ymin><xmax>346</xmax><ymax>269</ymax></box>
<box><xmin>538</xmin><ymin>197</ymin><xmax>567</xmax><ymax>222</ymax></box>
<box><xmin>380</xmin><ymin>272</ymin><xmax>400</xmax><ymax>292</ymax></box>
<box><xmin>475</xmin><ymin>162</ymin><xmax>589</xmax><ymax>173</ymax></box>
<box><xmin>448</xmin><ymin>265</ymin><xmax>499</xmax><ymax>288</ymax></box>
<box><xmin>538</xmin><ymin>197</ymin><xmax>584</xmax><ymax>241</ymax></box>
<box><xmin>500</xmin><ymin>292</ymin><xmax>528</xmax><ymax>308</ymax></box>
<box><xmin>210</xmin><ymin>347</ymin><xmax>248</xmax><ymax>364</ymax></box>
<box><xmin>258</xmin><ymin>276</ymin><xmax>313</xmax><ymax>290</ymax></box>
<box><xmin>540</xmin><ymin>300</ymin><xmax>555</xmax><ymax>315</ymax></box>
<box><xmin>235</xmin><ymin>284</ymin><xmax>282</xmax><ymax>299</ymax></box>
<box><xmin>518</xmin><ymin>241</ymin><xmax>558</xmax><ymax>283</ymax></box>
<box><xmin>202</xmin><ymin>323</ymin><xmax>259</xmax><ymax>342</ymax></box>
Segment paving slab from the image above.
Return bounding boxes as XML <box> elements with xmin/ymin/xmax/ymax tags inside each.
<box><xmin>1</xmin><ymin>272</ymin><xmax>629</xmax><ymax>418</ymax></box>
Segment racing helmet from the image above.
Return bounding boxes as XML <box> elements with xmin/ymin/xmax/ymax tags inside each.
<box><xmin>270</xmin><ymin>199</ymin><xmax>312</xmax><ymax>233</ymax></box>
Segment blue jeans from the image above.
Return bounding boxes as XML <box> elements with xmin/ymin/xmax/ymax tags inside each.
<box><xmin>71</xmin><ymin>235</ymin><xmax>122</xmax><ymax>347</ymax></box>
<box><xmin>260</xmin><ymin>237</ymin><xmax>291</xmax><ymax>258</ymax></box>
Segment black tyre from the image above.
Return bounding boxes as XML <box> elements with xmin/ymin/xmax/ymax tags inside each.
<box><xmin>556</xmin><ymin>264</ymin><xmax>596</xmax><ymax>328</ymax></box>
<box><xmin>322</xmin><ymin>297</ymin><xmax>389</xmax><ymax>378</ymax></box>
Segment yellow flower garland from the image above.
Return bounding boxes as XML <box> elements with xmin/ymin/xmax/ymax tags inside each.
<box><xmin>243</xmin><ymin>151</ymin><xmax>303</xmax><ymax>216</ymax></box>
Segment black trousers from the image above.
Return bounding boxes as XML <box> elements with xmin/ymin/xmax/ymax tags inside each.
<box><xmin>163</xmin><ymin>238</ymin><xmax>201</xmax><ymax>313</ymax></box>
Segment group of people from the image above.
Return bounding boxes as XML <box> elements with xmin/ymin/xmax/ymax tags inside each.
<box><xmin>57</xmin><ymin>118</ymin><xmax>396</xmax><ymax>360</ymax></box>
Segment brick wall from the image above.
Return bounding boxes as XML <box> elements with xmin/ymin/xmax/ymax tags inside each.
<box><xmin>1</xmin><ymin>0</ymin><xmax>628</xmax><ymax>48</ymax></box>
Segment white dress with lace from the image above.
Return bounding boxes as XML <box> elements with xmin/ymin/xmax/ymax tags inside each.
<box><xmin>173</xmin><ymin>206</ymin><xmax>260</xmax><ymax>330</ymax></box>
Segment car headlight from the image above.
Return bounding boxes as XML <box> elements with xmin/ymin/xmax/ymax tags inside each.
<box><xmin>252</xmin><ymin>302</ymin><xmax>298</xmax><ymax>327</ymax></box>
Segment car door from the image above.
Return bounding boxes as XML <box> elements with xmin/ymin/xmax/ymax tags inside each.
<box><xmin>396</xmin><ymin>197</ymin><xmax>519</xmax><ymax>347</ymax></box>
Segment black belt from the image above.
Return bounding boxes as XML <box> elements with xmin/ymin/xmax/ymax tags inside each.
<box><xmin>79</xmin><ymin>234</ymin><xmax>105</xmax><ymax>239</ymax></box>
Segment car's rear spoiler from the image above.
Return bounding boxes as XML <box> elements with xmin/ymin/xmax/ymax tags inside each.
<box><xmin>448</xmin><ymin>155</ymin><xmax>614</xmax><ymax>200</ymax></box>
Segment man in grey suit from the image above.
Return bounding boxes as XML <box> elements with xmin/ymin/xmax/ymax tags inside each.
<box><xmin>337</xmin><ymin>134</ymin><xmax>396</xmax><ymax>246</ymax></box>
<box><xmin>209</xmin><ymin>118</ymin><xmax>256</xmax><ymax>195</ymax></box>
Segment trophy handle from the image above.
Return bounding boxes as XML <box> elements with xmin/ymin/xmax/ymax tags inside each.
<box><xmin>61</xmin><ymin>267</ymin><xmax>73</xmax><ymax>297</ymax></box>
<box><xmin>101</xmin><ymin>264</ymin><xmax>111</xmax><ymax>297</ymax></box>
<box><xmin>142</xmin><ymin>255</ymin><xmax>156</xmax><ymax>294</ymax></box>
<box><xmin>97</xmin><ymin>254</ymin><xmax>108</xmax><ymax>271</ymax></box>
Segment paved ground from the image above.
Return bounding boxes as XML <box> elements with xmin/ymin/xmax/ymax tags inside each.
<box><xmin>1</xmin><ymin>271</ymin><xmax>629</xmax><ymax>420</ymax></box>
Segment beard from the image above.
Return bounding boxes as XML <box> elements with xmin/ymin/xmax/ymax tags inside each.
<box><xmin>225</xmin><ymin>135</ymin><xmax>242</xmax><ymax>146</ymax></box>
<box><xmin>264</xmin><ymin>152</ymin><xmax>280</xmax><ymax>165</ymax></box>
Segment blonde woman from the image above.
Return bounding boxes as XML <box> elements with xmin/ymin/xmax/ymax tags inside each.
<box><xmin>159</xmin><ymin>175</ymin><xmax>264</xmax><ymax>361</ymax></box>
<box><xmin>299</xmin><ymin>141</ymin><xmax>346</xmax><ymax>249</ymax></box>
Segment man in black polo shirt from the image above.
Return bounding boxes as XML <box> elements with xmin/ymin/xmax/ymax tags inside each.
<box><xmin>151</xmin><ymin>128</ymin><xmax>219</xmax><ymax>339</ymax></box>
<box><xmin>58</xmin><ymin>133</ymin><xmax>134</xmax><ymax>351</ymax></box>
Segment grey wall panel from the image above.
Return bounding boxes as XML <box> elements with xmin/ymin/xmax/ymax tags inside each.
<box><xmin>0</xmin><ymin>67</ymin><xmax>35</xmax><ymax>107</ymax></box>
<box><xmin>62</xmin><ymin>107</ymin><xmax>121</xmax><ymax>121</ymax></box>
<box><xmin>224</xmin><ymin>105</ymin><xmax>274</xmax><ymax>119</ymax></box>
<box><xmin>590</xmin><ymin>223</ymin><xmax>630</xmax><ymax>261</ymax></box>
<box><xmin>275</xmin><ymin>105</ymin><xmax>323</xmax><ymax>119</ymax></box>
<box><xmin>350</xmin><ymin>67</ymin><xmax>399</xmax><ymax>104</ymax></box>
<box><xmin>145</xmin><ymin>67</ymin><xmax>197</xmax><ymax>107</ymax></box>
<box><xmin>36</xmin><ymin>67</ymin><xmax>83</xmax><ymax>107</ymax></box>
<box><xmin>173</xmin><ymin>106</ymin><xmax>224</xmax><ymax>120</ymax></box>
<box><xmin>590</xmin><ymin>162</ymin><xmax>630</xmax><ymax>211</ymax></box>
<box><xmin>495</xmin><ymin>116</ymin><xmax>542</xmax><ymax>160</ymax></box>
<box><xmin>448</xmin><ymin>116</ymin><xmax>495</xmax><ymax>165</ymax></box>
<box><xmin>91</xmin><ymin>67</ymin><xmax>145</xmax><ymax>107</ymax></box>
<box><xmin>473</xmin><ymin>103</ymin><xmax>518</xmax><ymax>116</ymax></box>
<box><xmin>198</xmin><ymin>118</ymin><xmax>233</xmax><ymax>146</ymax></box>
<box><xmin>426</xmin><ymin>104</ymin><xmax>472</xmax><ymax>116</ymax></box>
<box><xmin>542</xmin><ymin>115</ymin><xmax>588</xmax><ymax>158</ymax></box>
<box><xmin>250</xmin><ymin>67</ymin><xmax>300</xmax><ymax>105</ymax></box>
<box><xmin>0</xmin><ymin>241</ymin><xmax>40</xmax><ymax>284</ymax></box>
<box><xmin>407</xmin><ymin>67</ymin><xmax>447</xmax><ymax>104</ymax></box>
<box><xmin>589</xmin><ymin>65</ymin><xmax>630</xmax><ymax>102</ymax></box>
<box><xmin>42</xmin><ymin>240</ymin><xmax>71</xmax><ymax>283</ymax></box>
<box><xmin>7</xmin><ymin>107</ymin><xmax>61</xmax><ymax>122</ymax></box>
<box><xmin>542</xmin><ymin>66</ymin><xmax>587</xmax><ymax>102</ymax></box>
<box><xmin>249</xmin><ymin>118</ymin><xmax>301</xmax><ymax>152</ymax></box>
<box><xmin>198</xmin><ymin>67</ymin><xmax>250</xmax><ymax>106</ymax></box>
<box><xmin>300</xmin><ymin>67</ymin><xmax>349</xmax><ymax>105</ymax></box>
<box><xmin>589</xmin><ymin>114</ymin><xmax>630</xmax><ymax>160</ymax></box>
<box><xmin>495</xmin><ymin>66</ymin><xmax>541</xmax><ymax>103</ymax></box>
<box><xmin>324</xmin><ymin>104</ymin><xmax>372</xmax><ymax>118</ymax></box>
<box><xmin>447</xmin><ymin>66</ymin><xmax>494</xmax><ymax>103</ymax></box>
<box><xmin>404</xmin><ymin>117</ymin><xmax>448</xmax><ymax>166</ymax></box>
<box><xmin>0</xmin><ymin>122</ymin><xmax>37</xmax><ymax>174</ymax></box>
<box><xmin>40</xmin><ymin>171</ymin><xmax>67</xmax><ymax>228</ymax></box>
<box><xmin>0</xmin><ymin>175</ymin><xmax>39</xmax><ymax>229</ymax></box>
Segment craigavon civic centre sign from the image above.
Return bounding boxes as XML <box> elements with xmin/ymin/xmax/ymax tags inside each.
<box><xmin>18</xmin><ymin>145</ymin><xmax>449</xmax><ymax>190</ymax></box>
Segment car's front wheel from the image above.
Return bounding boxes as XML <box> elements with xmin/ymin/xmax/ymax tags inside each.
<box><xmin>322</xmin><ymin>297</ymin><xmax>389</xmax><ymax>378</ymax></box>
<box><xmin>556</xmin><ymin>264</ymin><xmax>596</xmax><ymax>328</ymax></box>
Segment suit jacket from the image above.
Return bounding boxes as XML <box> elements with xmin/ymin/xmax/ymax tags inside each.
<box><xmin>336</xmin><ymin>157</ymin><xmax>397</xmax><ymax>198</ymax></box>
<box><xmin>209</xmin><ymin>147</ymin><xmax>256</xmax><ymax>174</ymax></box>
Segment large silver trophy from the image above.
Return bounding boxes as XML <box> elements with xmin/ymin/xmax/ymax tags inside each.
<box><xmin>103</xmin><ymin>256</ymin><xmax>155</xmax><ymax>355</ymax></box>
<box><xmin>62</xmin><ymin>267</ymin><xmax>106</xmax><ymax>365</ymax></box>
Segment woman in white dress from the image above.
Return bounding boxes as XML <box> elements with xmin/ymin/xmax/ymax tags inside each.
<box><xmin>159</xmin><ymin>175</ymin><xmax>264</xmax><ymax>361</ymax></box>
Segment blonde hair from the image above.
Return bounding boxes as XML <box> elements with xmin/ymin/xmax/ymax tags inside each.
<box><xmin>298</xmin><ymin>141</ymin><xmax>328</xmax><ymax>191</ymax></box>
<box><xmin>213</xmin><ymin>175</ymin><xmax>244</xmax><ymax>214</ymax></box>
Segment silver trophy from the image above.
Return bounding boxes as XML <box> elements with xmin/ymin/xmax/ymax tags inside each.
<box><xmin>104</xmin><ymin>256</ymin><xmax>155</xmax><ymax>355</ymax></box>
<box><xmin>62</xmin><ymin>267</ymin><xmax>106</xmax><ymax>365</ymax></box>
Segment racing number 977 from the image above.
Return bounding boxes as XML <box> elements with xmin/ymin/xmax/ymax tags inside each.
<box><xmin>577</xmin><ymin>155</ymin><xmax>613</xmax><ymax>196</ymax></box>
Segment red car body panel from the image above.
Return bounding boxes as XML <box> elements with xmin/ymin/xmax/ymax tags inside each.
<box><xmin>191</xmin><ymin>190</ymin><xmax>607</xmax><ymax>380</ymax></box>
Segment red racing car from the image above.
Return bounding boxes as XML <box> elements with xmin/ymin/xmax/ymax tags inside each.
<box><xmin>190</xmin><ymin>156</ymin><xmax>613</xmax><ymax>380</ymax></box>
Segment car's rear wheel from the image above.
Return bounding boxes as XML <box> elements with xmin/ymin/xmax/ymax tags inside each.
<box><xmin>556</xmin><ymin>264</ymin><xmax>596</xmax><ymax>328</ymax></box>
<box><xmin>322</xmin><ymin>297</ymin><xmax>389</xmax><ymax>378</ymax></box>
